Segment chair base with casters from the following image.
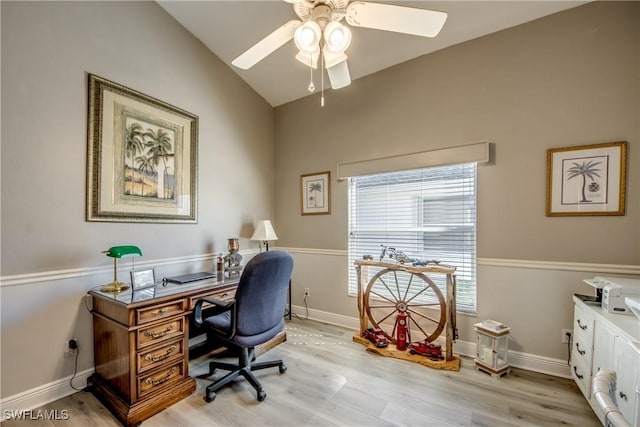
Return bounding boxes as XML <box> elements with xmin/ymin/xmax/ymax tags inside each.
<box><xmin>203</xmin><ymin>346</ymin><xmax>287</xmax><ymax>402</ymax></box>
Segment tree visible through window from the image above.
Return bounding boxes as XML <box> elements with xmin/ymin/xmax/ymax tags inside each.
<box><xmin>348</xmin><ymin>163</ymin><xmax>477</xmax><ymax>313</ymax></box>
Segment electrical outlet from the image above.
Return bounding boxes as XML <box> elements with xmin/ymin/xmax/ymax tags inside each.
<box><xmin>562</xmin><ymin>329</ymin><xmax>572</xmax><ymax>343</ymax></box>
<box><xmin>304</xmin><ymin>288</ymin><xmax>310</xmax><ymax>298</ymax></box>
<box><xmin>64</xmin><ymin>339</ymin><xmax>78</xmax><ymax>358</ymax></box>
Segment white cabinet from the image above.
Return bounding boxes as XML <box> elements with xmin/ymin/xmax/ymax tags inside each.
<box><xmin>572</xmin><ymin>296</ymin><xmax>640</xmax><ymax>427</ymax></box>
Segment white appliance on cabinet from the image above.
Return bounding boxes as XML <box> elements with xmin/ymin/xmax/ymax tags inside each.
<box><xmin>583</xmin><ymin>277</ymin><xmax>640</xmax><ymax>315</ymax></box>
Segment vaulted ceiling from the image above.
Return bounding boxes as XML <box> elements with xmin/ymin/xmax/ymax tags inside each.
<box><xmin>158</xmin><ymin>1</ymin><xmax>587</xmax><ymax>107</ymax></box>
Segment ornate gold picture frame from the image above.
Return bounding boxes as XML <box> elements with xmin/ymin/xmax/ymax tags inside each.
<box><xmin>87</xmin><ymin>74</ymin><xmax>198</xmax><ymax>223</ymax></box>
<box><xmin>546</xmin><ymin>141</ymin><xmax>626</xmax><ymax>216</ymax></box>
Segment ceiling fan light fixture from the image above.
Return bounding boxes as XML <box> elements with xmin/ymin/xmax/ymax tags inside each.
<box><xmin>323</xmin><ymin>21</ymin><xmax>352</xmax><ymax>53</ymax></box>
<box><xmin>295</xmin><ymin>48</ymin><xmax>319</xmax><ymax>68</ymax></box>
<box><xmin>294</xmin><ymin>20</ymin><xmax>322</xmax><ymax>53</ymax></box>
<box><xmin>322</xmin><ymin>47</ymin><xmax>347</xmax><ymax>69</ymax></box>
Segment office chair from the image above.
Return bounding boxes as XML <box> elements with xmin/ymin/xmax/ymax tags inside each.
<box><xmin>193</xmin><ymin>250</ymin><xmax>294</xmax><ymax>402</ymax></box>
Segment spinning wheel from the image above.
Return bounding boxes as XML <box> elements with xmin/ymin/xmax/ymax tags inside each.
<box><xmin>363</xmin><ymin>268</ymin><xmax>446</xmax><ymax>344</ymax></box>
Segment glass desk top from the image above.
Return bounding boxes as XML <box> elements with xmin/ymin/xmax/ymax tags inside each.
<box><xmin>89</xmin><ymin>276</ymin><xmax>240</xmax><ymax>306</ymax></box>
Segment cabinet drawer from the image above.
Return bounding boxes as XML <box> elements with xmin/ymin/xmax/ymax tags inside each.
<box><xmin>137</xmin><ymin>360</ymin><xmax>185</xmax><ymax>399</ymax></box>
<box><xmin>572</xmin><ymin>334</ymin><xmax>593</xmax><ymax>366</ymax></box>
<box><xmin>137</xmin><ymin>318</ymin><xmax>185</xmax><ymax>349</ymax></box>
<box><xmin>189</xmin><ymin>286</ymin><xmax>235</xmax><ymax>310</ymax></box>
<box><xmin>137</xmin><ymin>338</ymin><xmax>185</xmax><ymax>374</ymax></box>
<box><xmin>136</xmin><ymin>300</ymin><xmax>186</xmax><ymax>325</ymax></box>
<box><xmin>573</xmin><ymin>306</ymin><xmax>594</xmax><ymax>345</ymax></box>
<box><xmin>571</xmin><ymin>357</ymin><xmax>592</xmax><ymax>398</ymax></box>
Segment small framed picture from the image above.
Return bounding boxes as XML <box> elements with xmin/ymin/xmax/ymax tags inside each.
<box><xmin>131</xmin><ymin>268</ymin><xmax>156</xmax><ymax>290</ymax></box>
<box><xmin>301</xmin><ymin>171</ymin><xmax>331</xmax><ymax>215</ymax></box>
<box><xmin>546</xmin><ymin>141</ymin><xmax>627</xmax><ymax>216</ymax></box>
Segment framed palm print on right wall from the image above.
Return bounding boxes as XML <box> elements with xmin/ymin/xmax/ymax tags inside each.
<box><xmin>546</xmin><ymin>141</ymin><xmax>627</xmax><ymax>216</ymax></box>
<box><xmin>301</xmin><ymin>171</ymin><xmax>331</xmax><ymax>215</ymax></box>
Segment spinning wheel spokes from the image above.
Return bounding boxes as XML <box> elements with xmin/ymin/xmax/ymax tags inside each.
<box><xmin>407</xmin><ymin>308</ymin><xmax>443</xmax><ymax>325</ymax></box>
<box><xmin>363</xmin><ymin>268</ymin><xmax>446</xmax><ymax>343</ymax></box>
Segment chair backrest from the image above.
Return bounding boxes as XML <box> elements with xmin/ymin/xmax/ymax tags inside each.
<box><xmin>234</xmin><ymin>250</ymin><xmax>294</xmax><ymax>337</ymax></box>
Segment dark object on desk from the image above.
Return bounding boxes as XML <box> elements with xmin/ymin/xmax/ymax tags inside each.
<box><xmin>163</xmin><ymin>271</ymin><xmax>216</xmax><ymax>284</ymax></box>
<box><xmin>193</xmin><ymin>250</ymin><xmax>294</xmax><ymax>403</ymax></box>
<box><xmin>575</xmin><ymin>293</ymin><xmax>601</xmax><ymax>306</ymax></box>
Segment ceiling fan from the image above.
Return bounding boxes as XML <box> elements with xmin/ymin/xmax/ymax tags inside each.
<box><xmin>232</xmin><ymin>0</ymin><xmax>447</xmax><ymax>92</ymax></box>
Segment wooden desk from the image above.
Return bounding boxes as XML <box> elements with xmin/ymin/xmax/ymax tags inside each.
<box><xmin>88</xmin><ymin>278</ymin><xmax>241</xmax><ymax>426</ymax></box>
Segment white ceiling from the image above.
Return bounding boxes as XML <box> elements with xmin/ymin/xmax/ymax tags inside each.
<box><xmin>157</xmin><ymin>1</ymin><xmax>587</xmax><ymax>107</ymax></box>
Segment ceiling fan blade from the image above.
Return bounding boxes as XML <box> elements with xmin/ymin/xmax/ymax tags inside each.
<box><xmin>232</xmin><ymin>20</ymin><xmax>301</xmax><ymax>69</ymax></box>
<box><xmin>345</xmin><ymin>2</ymin><xmax>447</xmax><ymax>38</ymax></box>
<box><xmin>326</xmin><ymin>59</ymin><xmax>351</xmax><ymax>89</ymax></box>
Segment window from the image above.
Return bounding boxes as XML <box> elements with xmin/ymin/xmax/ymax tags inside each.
<box><xmin>348</xmin><ymin>163</ymin><xmax>477</xmax><ymax>313</ymax></box>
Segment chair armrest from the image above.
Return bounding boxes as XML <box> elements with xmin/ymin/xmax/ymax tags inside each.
<box><xmin>193</xmin><ymin>296</ymin><xmax>235</xmax><ymax>327</ymax></box>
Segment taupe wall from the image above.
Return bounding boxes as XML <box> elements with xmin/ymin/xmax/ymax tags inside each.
<box><xmin>1</xmin><ymin>1</ymin><xmax>274</xmax><ymax>398</ymax></box>
<box><xmin>274</xmin><ymin>2</ymin><xmax>639</xmax><ymax>359</ymax></box>
<box><xmin>1</xmin><ymin>0</ymin><xmax>638</xmax><ymax>404</ymax></box>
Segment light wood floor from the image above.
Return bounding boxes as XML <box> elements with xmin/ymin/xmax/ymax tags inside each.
<box><xmin>2</xmin><ymin>318</ymin><xmax>600</xmax><ymax>427</ymax></box>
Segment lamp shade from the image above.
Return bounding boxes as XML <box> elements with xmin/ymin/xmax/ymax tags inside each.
<box><xmin>251</xmin><ymin>220</ymin><xmax>279</xmax><ymax>242</ymax></box>
<box><xmin>104</xmin><ymin>245</ymin><xmax>142</xmax><ymax>258</ymax></box>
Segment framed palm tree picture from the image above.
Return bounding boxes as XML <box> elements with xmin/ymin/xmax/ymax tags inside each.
<box><xmin>87</xmin><ymin>74</ymin><xmax>198</xmax><ymax>223</ymax></box>
<box><xmin>301</xmin><ymin>171</ymin><xmax>331</xmax><ymax>215</ymax></box>
<box><xmin>546</xmin><ymin>141</ymin><xmax>626</xmax><ymax>216</ymax></box>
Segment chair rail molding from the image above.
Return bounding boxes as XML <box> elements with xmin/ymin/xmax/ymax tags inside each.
<box><xmin>0</xmin><ymin>250</ymin><xmax>259</xmax><ymax>288</ymax></box>
<box><xmin>277</xmin><ymin>247</ymin><xmax>640</xmax><ymax>275</ymax></box>
<box><xmin>3</xmin><ymin>248</ymin><xmax>637</xmax><ymax>288</ymax></box>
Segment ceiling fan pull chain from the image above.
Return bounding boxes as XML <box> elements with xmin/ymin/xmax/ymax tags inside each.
<box><xmin>320</xmin><ymin>44</ymin><xmax>325</xmax><ymax>107</ymax></box>
<box><xmin>307</xmin><ymin>52</ymin><xmax>315</xmax><ymax>92</ymax></box>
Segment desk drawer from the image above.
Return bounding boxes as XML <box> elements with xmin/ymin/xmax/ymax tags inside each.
<box><xmin>137</xmin><ymin>337</ymin><xmax>185</xmax><ymax>374</ymax></box>
<box><xmin>137</xmin><ymin>360</ymin><xmax>186</xmax><ymax>399</ymax></box>
<box><xmin>136</xmin><ymin>300</ymin><xmax>186</xmax><ymax>325</ymax></box>
<box><xmin>189</xmin><ymin>286</ymin><xmax>235</xmax><ymax>310</ymax></box>
<box><xmin>137</xmin><ymin>318</ymin><xmax>185</xmax><ymax>349</ymax></box>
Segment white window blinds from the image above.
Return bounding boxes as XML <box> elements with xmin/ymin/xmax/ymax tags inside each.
<box><xmin>348</xmin><ymin>163</ymin><xmax>477</xmax><ymax>313</ymax></box>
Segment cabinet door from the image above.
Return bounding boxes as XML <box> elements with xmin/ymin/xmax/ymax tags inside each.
<box><xmin>613</xmin><ymin>337</ymin><xmax>640</xmax><ymax>425</ymax></box>
<box><xmin>592</xmin><ymin>321</ymin><xmax>616</xmax><ymax>376</ymax></box>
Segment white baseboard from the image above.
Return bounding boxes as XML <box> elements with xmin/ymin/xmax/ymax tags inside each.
<box><xmin>290</xmin><ymin>304</ymin><xmax>571</xmax><ymax>379</ymax></box>
<box><xmin>0</xmin><ymin>369</ymin><xmax>93</xmax><ymax>414</ymax></box>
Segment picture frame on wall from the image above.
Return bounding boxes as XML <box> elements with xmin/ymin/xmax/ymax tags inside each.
<box><xmin>86</xmin><ymin>74</ymin><xmax>198</xmax><ymax>223</ymax></box>
<box><xmin>546</xmin><ymin>141</ymin><xmax>627</xmax><ymax>216</ymax></box>
<box><xmin>301</xmin><ymin>171</ymin><xmax>331</xmax><ymax>215</ymax></box>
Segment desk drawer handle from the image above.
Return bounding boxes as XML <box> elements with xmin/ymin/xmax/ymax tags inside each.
<box><xmin>151</xmin><ymin>307</ymin><xmax>170</xmax><ymax>316</ymax></box>
<box><xmin>145</xmin><ymin>367</ymin><xmax>177</xmax><ymax>387</ymax></box>
<box><xmin>144</xmin><ymin>324</ymin><xmax>175</xmax><ymax>339</ymax></box>
<box><xmin>145</xmin><ymin>345</ymin><xmax>178</xmax><ymax>362</ymax></box>
<box><xmin>576</xmin><ymin>342</ymin><xmax>586</xmax><ymax>355</ymax></box>
<box><xmin>619</xmin><ymin>391</ymin><xmax>628</xmax><ymax>401</ymax></box>
<box><xmin>577</xmin><ymin>319</ymin><xmax>588</xmax><ymax>330</ymax></box>
<box><xmin>573</xmin><ymin>366</ymin><xmax>584</xmax><ymax>380</ymax></box>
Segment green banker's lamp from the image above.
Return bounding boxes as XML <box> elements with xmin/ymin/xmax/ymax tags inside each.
<box><xmin>100</xmin><ymin>245</ymin><xmax>142</xmax><ymax>293</ymax></box>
